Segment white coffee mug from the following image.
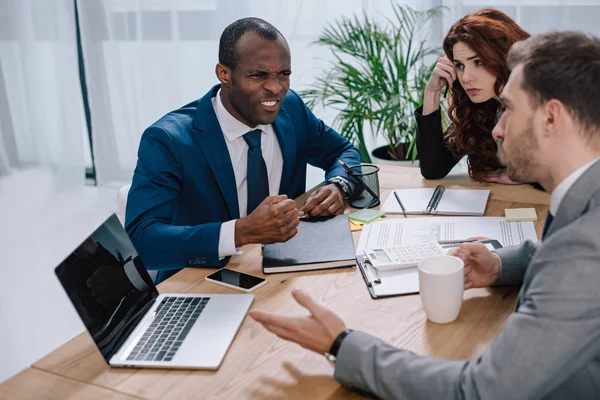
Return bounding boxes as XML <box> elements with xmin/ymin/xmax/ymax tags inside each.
<box><xmin>418</xmin><ymin>255</ymin><xmax>464</xmax><ymax>324</ymax></box>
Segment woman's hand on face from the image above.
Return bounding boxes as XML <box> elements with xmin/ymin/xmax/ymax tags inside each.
<box><xmin>480</xmin><ymin>168</ymin><xmax>522</xmax><ymax>185</ymax></box>
<box><xmin>425</xmin><ymin>56</ymin><xmax>457</xmax><ymax>94</ymax></box>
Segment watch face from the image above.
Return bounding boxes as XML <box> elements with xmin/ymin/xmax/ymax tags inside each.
<box><xmin>330</xmin><ymin>179</ymin><xmax>350</xmax><ymax>198</ymax></box>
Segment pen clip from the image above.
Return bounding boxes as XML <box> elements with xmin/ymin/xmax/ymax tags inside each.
<box><xmin>365</xmin><ymin>260</ymin><xmax>381</xmax><ymax>284</ymax></box>
<box><xmin>362</xmin><ymin>260</ymin><xmax>381</xmax><ymax>285</ymax></box>
<box><xmin>358</xmin><ymin>258</ymin><xmax>379</xmax><ymax>286</ymax></box>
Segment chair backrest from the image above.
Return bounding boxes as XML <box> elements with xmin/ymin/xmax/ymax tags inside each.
<box><xmin>117</xmin><ymin>184</ymin><xmax>131</xmax><ymax>224</ymax></box>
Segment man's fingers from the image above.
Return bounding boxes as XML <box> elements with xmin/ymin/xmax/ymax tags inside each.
<box><xmin>300</xmin><ymin>191</ymin><xmax>323</xmax><ymax>214</ymax></box>
<box><xmin>248</xmin><ymin>310</ymin><xmax>299</xmax><ymax>331</ymax></box>
<box><xmin>272</xmin><ymin>198</ymin><xmax>298</xmax><ymax>214</ymax></box>
<box><xmin>292</xmin><ymin>289</ymin><xmax>329</xmax><ymax>320</ymax></box>
<box><xmin>460</xmin><ymin>242</ymin><xmax>490</xmax><ymax>257</ymax></box>
<box><xmin>281</xmin><ymin>208</ymin><xmax>300</xmax><ymax>228</ymax></box>
<box><xmin>326</xmin><ymin>201</ymin><xmax>344</xmax><ymax>216</ymax></box>
<box><xmin>453</xmin><ymin>248</ymin><xmax>470</xmax><ymax>263</ymax></box>
<box><xmin>261</xmin><ymin>195</ymin><xmax>288</xmax><ymax>206</ymax></box>
<box><xmin>464</xmin><ymin>265</ymin><xmax>472</xmax><ymax>276</ymax></box>
<box><xmin>261</xmin><ymin>321</ymin><xmax>296</xmax><ymax>342</ymax></box>
<box><xmin>261</xmin><ymin>321</ymin><xmax>322</xmax><ymax>354</ymax></box>
<box><xmin>282</xmin><ymin>207</ymin><xmax>300</xmax><ymax>221</ymax></box>
<box><xmin>308</xmin><ymin>195</ymin><xmax>337</xmax><ymax>216</ymax></box>
<box><xmin>306</xmin><ymin>186</ymin><xmax>342</xmax><ymax>216</ymax></box>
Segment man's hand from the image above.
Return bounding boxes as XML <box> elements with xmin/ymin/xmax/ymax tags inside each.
<box><xmin>449</xmin><ymin>243</ymin><xmax>502</xmax><ymax>289</ymax></box>
<box><xmin>235</xmin><ymin>195</ymin><xmax>300</xmax><ymax>246</ymax></box>
<box><xmin>249</xmin><ymin>289</ymin><xmax>347</xmax><ymax>354</ymax></box>
<box><xmin>480</xmin><ymin>168</ymin><xmax>522</xmax><ymax>185</ymax></box>
<box><xmin>299</xmin><ymin>184</ymin><xmax>344</xmax><ymax>218</ymax></box>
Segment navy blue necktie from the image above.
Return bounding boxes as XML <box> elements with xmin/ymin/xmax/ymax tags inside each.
<box><xmin>243</xmin><ymin>129</ymin><xmax>269</xmax><ymax>214</ymax></box>
<box><xmin>542</xmin><ymin>212</ymin><xmax>554</xmax><ymax>238</ymax></box>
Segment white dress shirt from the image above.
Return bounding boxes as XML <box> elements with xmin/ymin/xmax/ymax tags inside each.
<box><xmin>494</xmin><ymin>157</ymin><xmax>600</xmax><ymax>273</ymax></box>
<box><xmin>213</xmin><ymin>89</ymin><xmax>284</xmax><ymax>257</ymax></box>
<box><xmin>550</xmin><ymin>157</ymin><xmax>600</xmax><ymax>216</ymax></box>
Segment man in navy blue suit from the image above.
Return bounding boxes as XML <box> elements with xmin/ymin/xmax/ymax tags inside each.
<box><xmin>125</xmin><ymin>17</ymin><xmax>360</xmax><ymax>282</ymax></box>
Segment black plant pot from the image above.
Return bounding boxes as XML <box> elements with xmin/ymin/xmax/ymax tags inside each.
<box><xmin>371</xmin><ymin>145</ymin><xmax>419</xmax><ymax>166</ymax></box>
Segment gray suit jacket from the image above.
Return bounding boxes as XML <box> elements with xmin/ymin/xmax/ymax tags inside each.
<box><xmin>335</xmin><ymin>160</ymin><xmax>600</xmax><ymax>399</ymax></box>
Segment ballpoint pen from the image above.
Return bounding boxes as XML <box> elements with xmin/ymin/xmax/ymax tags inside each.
<box><xmin>336</xmin><ymin>159</ymin><xmax>380</xmax><ymax>203</ymax></box>
<box><xmin>437</xmin><ymin>238</ymin><xmax>478</xmax><ymax>244</ymax></box>
<box><xmin>358</xmin><ymin>261</ymin><xmax>375</xmax><ymax>287</ymax></box>
<box><xmin>393</xmin><ymin>191</ymin><xmax>407</xmax><ymax>218</ymax></box>
<box><xmin>367</xmin><ymin>262</ymin><xmax>381</xmax><ymax>284</ymax></box>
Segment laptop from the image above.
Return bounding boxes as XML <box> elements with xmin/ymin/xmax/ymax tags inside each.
<box><xmin>54</xmin><ymin>213</ymin><xmax>253</xmax><ymax>369</ymax></box>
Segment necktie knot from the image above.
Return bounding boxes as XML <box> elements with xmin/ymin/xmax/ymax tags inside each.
<box><xmin>243</xmin><ymin>129</ymin><xmax>262</xmax><ymax>149</ymax></box>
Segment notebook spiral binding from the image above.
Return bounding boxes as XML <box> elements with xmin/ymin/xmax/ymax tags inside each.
<box><xmin>426</xmin><ymin>184</ymin><xmax>446</xmax><ymax>213</ymax></box>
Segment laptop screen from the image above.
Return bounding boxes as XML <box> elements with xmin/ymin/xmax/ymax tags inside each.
<box><xmin>55</xmin><ymin>214</ymin><xmax>159</xmax><ymax>362</ymax></box>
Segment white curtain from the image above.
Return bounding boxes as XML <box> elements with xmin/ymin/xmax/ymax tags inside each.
<box><xmin>0</xmin><ymin>0</ymin><xmax>94</xmax><ymax>383</ymax></box>
<box><xmin>0</xmin><ymin>0</ymin><xmax>87</xmax><ymax>184</ymax></box>
<box><xmin>76</xmin><ymin>0</ymin><xmax>425</xmax><ymax>186</ymax></box>
<box><xmin>76</xmin><ymin>0</ymin><xmax>600</xmax><ymax>187</ymax></box>
<box><xmin>437</xmin><ymin>1</ymin><xmax>600</xmax><ymax>38</ymax></box>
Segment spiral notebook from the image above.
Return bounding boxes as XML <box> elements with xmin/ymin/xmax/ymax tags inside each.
<box><xmin>381</xmin><ymin>185</ymin><xmax>490</xmax><ymax>215</ymax></box>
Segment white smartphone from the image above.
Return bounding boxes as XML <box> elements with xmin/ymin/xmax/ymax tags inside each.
<box><xmin>205</xmin><ymin>268</ymin><xmax>267</xmax><ymax>292</ymax></box>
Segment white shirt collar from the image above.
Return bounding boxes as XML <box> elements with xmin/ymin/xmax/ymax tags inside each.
<box><xmin>214</xmin><ymin>88</ymin><xmax>270</xmax><ymax>142</ymax></box>
<box><xmin>550</xmin><ymin>157</ymin><xmax>600</xmax><ymax>215</ymax></box>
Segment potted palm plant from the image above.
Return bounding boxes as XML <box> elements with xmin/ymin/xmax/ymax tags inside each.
<box><xmin>300</xmin><ymin>3</ymin><xmax>444</xmax><ymax>163</ymax></box>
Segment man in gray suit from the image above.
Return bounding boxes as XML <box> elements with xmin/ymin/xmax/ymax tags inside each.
<box><xmin>249</xmin><ymin>31</ymin><xmax>600</xmax><ymax>399</ymax></box>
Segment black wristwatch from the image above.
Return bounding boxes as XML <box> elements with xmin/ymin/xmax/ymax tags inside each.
<box><xmin>324</xmin><ymin>329</ymin><xmax>353</xmax><ymax>364</ymax></box>
<box><xmin>328</xmin><ymin>176</ymin><xmax>351</xmax><ymax>199</ymax></box>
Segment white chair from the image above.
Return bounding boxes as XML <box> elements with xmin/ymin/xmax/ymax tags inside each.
<box><xmin>117</xmin><ymin>183</ymin><xmax>158</xmax><ymax>282</ymax></box>
<box><xmin>117</xmin><ymin>184</ymin><xmax>131</xmax><ymax>225</ymax></box>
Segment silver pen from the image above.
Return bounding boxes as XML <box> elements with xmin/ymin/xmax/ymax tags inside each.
<box><xmin>364</xmin><ymin>261</ymin><xmax>381</xmax><ymax>285</ymax></box>
<box><xmin>359</xmin><ymin>260</ymin><xmax>380</xmax><ymax>286</ymax></box>
<box><xmin>437</xmin><ymin>238</ymin><xmax>478</xmax><ymax>244</ymax></box>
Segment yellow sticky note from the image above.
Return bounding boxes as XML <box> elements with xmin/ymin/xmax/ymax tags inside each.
<box><xmin>349</xmin><ymin>220</ymin><xmax>363</xmax><ymax>232</ymax></box>
<box><xmin>505</xmin><ymin>208</ymin><xmax>538</xmax><ymax>222</ymax></box>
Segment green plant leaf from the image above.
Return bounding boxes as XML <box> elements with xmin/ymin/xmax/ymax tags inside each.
<box><xmin>298</xmin><ymin>2</ymin><xmax>445</xmax><ymax>161</ymax></box>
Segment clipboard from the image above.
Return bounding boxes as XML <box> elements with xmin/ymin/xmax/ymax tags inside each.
<box><xmin>357</xmin><ymin>240</ymin><xmax>503</xmax><ymax>299</ymax></box>
<box><xmin>357</xmin><ymin>255</ymin><xmax>419</xmax><ymax>299</ymax></box>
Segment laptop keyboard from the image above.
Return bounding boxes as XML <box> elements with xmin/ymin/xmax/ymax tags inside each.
<box><xmin>127</xmin><ymin>296</ymin><xmax>210</xmax><ymax>362</ymax></box>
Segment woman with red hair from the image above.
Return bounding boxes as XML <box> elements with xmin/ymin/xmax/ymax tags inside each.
<box><xmin>416</xmin><ymin>9</ymin><xmax>530</xmax><ymax>183</ymax></box>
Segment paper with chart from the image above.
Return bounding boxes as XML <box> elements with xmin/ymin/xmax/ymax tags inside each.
<box><xmin>356</xmin><ymin>217</ymin><xmax>538</xmax><ymax>297</ymax></box>
<box><xmin>356</xmin><ymin>216</ymin><xmax>537</xmax><ymax>256</ymax></box>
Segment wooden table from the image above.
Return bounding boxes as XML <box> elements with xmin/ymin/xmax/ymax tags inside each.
<box><xmin>1</xmin><ymin>166</ymin><xmax>550</xmax><ymax>400</ymax></box>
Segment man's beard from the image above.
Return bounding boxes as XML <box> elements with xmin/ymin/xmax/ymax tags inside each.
<box><xmin>504</xmin><ymin>119</ymin><xmax>538</xmax><ymax>183</ymax></box>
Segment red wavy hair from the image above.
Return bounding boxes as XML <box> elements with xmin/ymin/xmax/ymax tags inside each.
<box><xmin>443</xmin><ymin>9</ymin><xmax>530</xmax><ymax>181</ymax></box>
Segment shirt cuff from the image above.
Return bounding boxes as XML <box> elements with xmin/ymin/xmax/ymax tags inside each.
<box><xmin>124</xmin><ymin>260</ymin><xmax>150</xmax><ymax>291</ymax></box>
<box><xmin>218</xmin><ymin>219</ymin><xmax>243</xmax><ymax>258</ymax></box>
<box><xmin>492</xmin><ymin>251</ymin><xmax>503</xmax><ymax>283</ymax></box>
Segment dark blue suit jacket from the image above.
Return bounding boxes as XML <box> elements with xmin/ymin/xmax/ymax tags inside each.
<box><xmin>125</xmin><ymin>85</ymin><xmax>360</xmax><ymax>282</ymax></box>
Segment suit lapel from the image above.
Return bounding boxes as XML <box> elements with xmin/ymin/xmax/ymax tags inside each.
<box><xmin>192</xmin><ymin>85</ymin><xmax>240</xmax><ymax>219</ymax></box>
<box><xmin>547</xmin><ymin>159</ymin><xmax>600</xmax><ymax>238</ymax></box>
<box><xmin>272</xmin><ymin>106</ymin><xmax>296</xmax><ymax>195</ymax></box>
